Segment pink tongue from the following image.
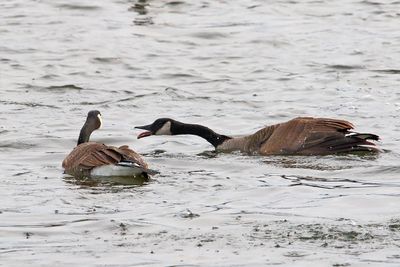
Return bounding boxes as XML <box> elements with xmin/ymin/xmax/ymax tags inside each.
<box><xmin>137</xmin><ymin>131</ymin><xmax>152</xmax><ymax>139</ymax></box>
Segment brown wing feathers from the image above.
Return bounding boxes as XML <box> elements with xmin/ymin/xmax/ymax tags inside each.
<box><xmin>80</xmin><ymin>147</ymin><xmax>122</xmax><ymax>169</ymax></box>
<box><xmin>117</xmin><ymin>145</ymin><xmax>148</xmax><ymax>169</ymax></box>
<box><xmin>299</xmin><ymin>118</ymin><xmax>379</xmax><ymax>154</ymax></box>
<box><xmin>244</xmin><ymin>124</ymin><xmax>277</xmax><ymax>153</ymax></box>
<box><xmin>257</xmin><ymin>117</ymin><xmax>379</xmax><ymax>155</ymax></box>
<box><xmin>313</xmin><ymin>118</ymin><xmax>354</xmax><ymax>131</ymax></box>
<box><xmin>63</xmin><ymin>142</ymin><xmax>148</xmax><ymax>175</ymax></box>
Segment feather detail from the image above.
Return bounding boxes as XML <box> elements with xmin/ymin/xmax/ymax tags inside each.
<box><xmin>63</xmin><ymin>142</ymin><xmax>149</xmax><ymax>177</ymax></box>
<box><xmin>256</xmin><ymin>117</ymin><xmax>379</xmax><ymax>155</ymax></box>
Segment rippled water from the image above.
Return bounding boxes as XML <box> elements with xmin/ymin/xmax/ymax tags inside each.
<box><xmin>1</xmin><ymin>0</ymin><xmax>400</xmax><ymax>266</ymax></box>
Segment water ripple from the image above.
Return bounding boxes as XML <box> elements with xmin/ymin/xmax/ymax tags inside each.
<box><xmin>56</xmin><ymin>4</ymin><xmax>102</xmax><ymax>11</ymax></box>
<box><xmin>0</xmin><ymin>100</ymin><xmax>59</xmax><ymax>109</ymax></box>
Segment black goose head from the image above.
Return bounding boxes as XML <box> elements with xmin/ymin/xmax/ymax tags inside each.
<box><xmin>86</xmin><ymin>110</ymin><xmax>102</xmax><ymax>130</ymax></box>
<box><xmin>77</xmin><ymin>110</ymin><xmax>103</xmax><ymax>145</ymax></box>
<box><xmin>135</xmin><ymin>118</ymin><xmax>231</xmax><ymax>148</ymax></box>
<box><xmin>135</xmin><ymin>118</ymin><xmax>173</xmax><ymax>139</ymax></box>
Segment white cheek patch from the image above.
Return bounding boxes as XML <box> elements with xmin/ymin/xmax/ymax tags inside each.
<box><xmin>156</xmin><ymin>121</ymin><xmax>172</xmax><ymax>135</ymax></box>
<box><xmin>97</xmin><ymin>114</ymin><xmax>103</xmax><ymax>129</ymax></box>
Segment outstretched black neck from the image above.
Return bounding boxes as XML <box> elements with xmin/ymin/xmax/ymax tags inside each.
<box><xmin>77</xmin><ymin>124</ymin><xmax>92</xmax><ymax>146</ymax></box>
<box><xmin>171</xmin><ymin>121</ymin><xmax>231</xmax><ymax>148</ymax></box>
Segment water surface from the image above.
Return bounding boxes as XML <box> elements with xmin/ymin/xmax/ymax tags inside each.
<box><xmin>1</xmin><ymin>0</ymin><xmax>400</xmax><ymax>266</ymax></box>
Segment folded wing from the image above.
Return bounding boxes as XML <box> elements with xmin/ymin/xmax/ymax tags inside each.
<box><xmin>62</xmin><ymin>142</ymin><xmax>148</xmax><ymax>176</ymax></box>
<box><xmin>259</xmin><ymin>117</ymin><xmax>380</xmax><ymax>155</ymax></box>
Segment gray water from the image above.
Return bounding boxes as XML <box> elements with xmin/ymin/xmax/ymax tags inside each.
<box><xmin>1</xmin><ymin>0</ymin><xmax>400</xmax><ymax>266</ymax></box>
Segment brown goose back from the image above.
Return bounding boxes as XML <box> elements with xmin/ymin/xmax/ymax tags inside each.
<box><xmin>62</xmin><ymin>142</ymin><xmax>148</xmax><ymax>177</ymax></box>
<box><xmin>258</xmin><ymin>117</ymin><xmax>372</xmax><ymax>155</ymax></box>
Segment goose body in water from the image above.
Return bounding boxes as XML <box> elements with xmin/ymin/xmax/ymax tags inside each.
<box><xmin>63</xmin><ymin>110</ymin><xmax>150</xmax><ymax>178</ymax></box>
<box><xmin>136</xmin><ymin>117</ymin><xmax>380</xmax><ymax>155</ymax></box>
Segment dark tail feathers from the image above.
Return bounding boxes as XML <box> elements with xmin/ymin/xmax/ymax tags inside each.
<box><xmin>347</xmin><ymin>132</ymin><xmax>379</xmax><ymax>141</ymax></box>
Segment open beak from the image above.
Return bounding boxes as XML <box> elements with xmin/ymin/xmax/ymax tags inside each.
<box><xmin>135</xmin><ymin>124</ymin><xmax>153</xmax><ymax>139</ymax></box>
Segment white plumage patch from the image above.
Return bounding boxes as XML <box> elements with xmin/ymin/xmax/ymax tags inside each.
<box><xmin>90</xmin><ymin>164</ymin><xmax>143</xmax><ymax>177</ymax></box>
<box><xmin>97</xmin><ymin>114</ymin><xmax>103</xmax><ymax>129</ymax></box>
<box><xmin>156</xmin><ymin>121</ymin><xmax>172</xmax><ymax>135</ymax></box>
<box><xmin>358</xmin><ymin>145</ymin><xmax>383</xmax><ymax>152</ymax></box>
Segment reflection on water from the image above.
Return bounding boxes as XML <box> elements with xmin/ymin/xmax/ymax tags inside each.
<box><xmin>280</xmin><ymin>174</ymin><xmax>400</xmax><ymax>189</ymax></box>
<box><xmin>263</xmin><ymin>153</ymin><xmax>380</xmax><ymax>171</ymax></box>
<box><xmin>62</xmin><ymin>174</ymin><xmax>150</xmax><ymax>187</ymax></box>
<box><xmin>128</xmin><ymin>0</ymin><xmax>149</xmax><ymax>15</ymax></box>
<box><xmin>129</xmin><ymin>0</ymin><xmax>153</xmax><ymax>25</ymax></box>
<box><xmin>1</xmin><ymin>0</ymin><xmax>400</xmax><ymax>266</ymax></box>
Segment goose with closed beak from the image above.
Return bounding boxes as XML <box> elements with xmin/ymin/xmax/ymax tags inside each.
<box><xmin>135</xmin><ymin>117</ymin><xmax>381</xmax><ymax>155</ymax></box>
<box><xmin>63</xmin><ymin>110</ymin><xmax>151</xmax><ymax>178</ymax></box>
